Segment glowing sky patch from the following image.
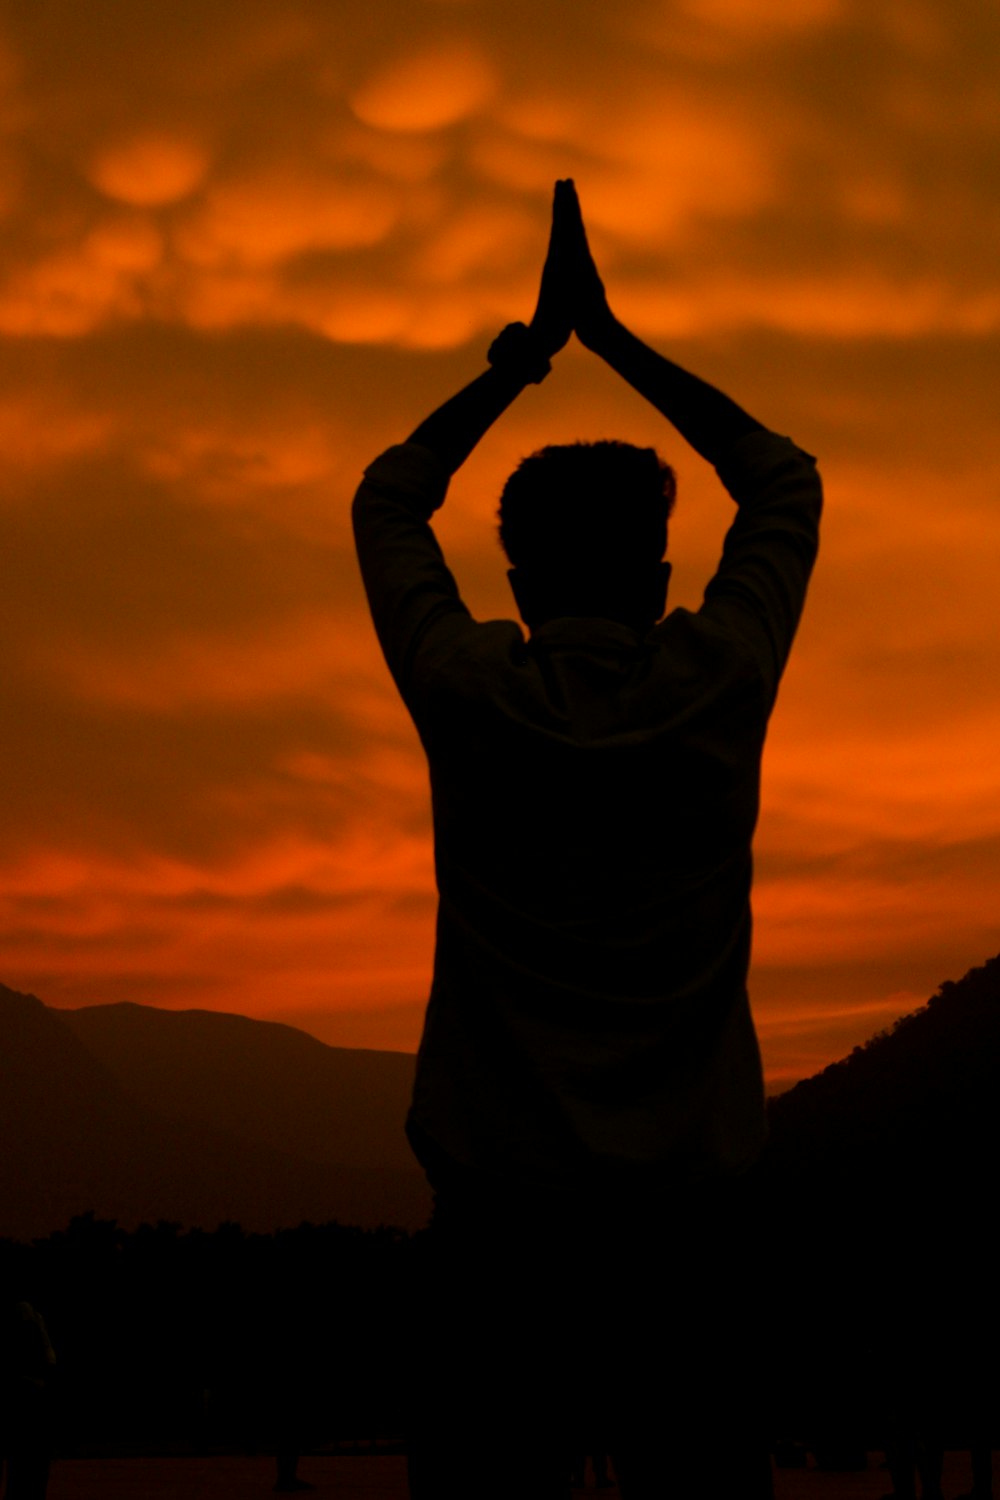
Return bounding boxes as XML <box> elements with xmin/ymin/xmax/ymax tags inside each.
<box><xmin>90</xmin><ymin>134</ymin><xmax>210</xmax><ymax>207</ymax></box>
<box><xmin>0</xmin><ymin>0</ymin><xmax>998</xmax><ymax>1081</ymax></box>
<box><xmin>349</xmin><ymin>42</ymin><xmax>496</xmax><ymax>132</ymax></box>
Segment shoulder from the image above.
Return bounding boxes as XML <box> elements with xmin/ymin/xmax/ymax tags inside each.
<box><xmin>715</xmin><ymin>428</ymin><xmax>819</xmax><ymax>479</ymax></box>
<box><xmin>362</xmin><ymin>441</ymin><xmax>450</xmax><ymax>490</ymax></box>
<box><xmin>713</xmin><ymin>429</ymin><xmax>822</xmax><ymax>514</ymax></box>
<box><xmin>354</xmin><ymin>442</ymin><xmax>451</xmax><ymax>518</ymax></box>
<box><xmin>649</xmin><ymin>607</ymin><xmax>764</xmax><ymax>680</ymax></box>
<box><xmin>418</xmin><ymin>617</ymin><xmax>528</xmax><ymax>683</ymax></box>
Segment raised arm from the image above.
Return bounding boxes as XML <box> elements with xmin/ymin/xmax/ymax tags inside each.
<box><xmin>405</xmin><ymin>363</ymin><xmax>537</xmax><ymax>477</ymax></box>
<box><xmin>558</xmin><ymin>182</ymin><xmax>820</xmax><ymax>689</ymax></box>
<box><xmin>404</xmin><ymin>180</ymin><xmax>576</xmax><ymax>475</ymax></box>
<box><xmin>563</xmin><ymin>181</ymin><xmax>764</xmax><ymax>465</ymax></box>
<box><xmin>353</xmin><ymin>183</ymin><xmax>576</xmax><ymax>698</ymax></box>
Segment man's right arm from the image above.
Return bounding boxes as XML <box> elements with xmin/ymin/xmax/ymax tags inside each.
<box><xmin>702</xmin><ymin>433</ymin><xmax>822</xmax><ymax>697</ymax></box>
<box><xmin>564</xmin><ymin>180</ymin><xmax>821</xmax><ymax>693</ymax></box>
<box><xmin>563</xmin><ymin>179</ymin><xmax>764</xmax><ymax>463</ymax></box>
<box><xmin>606</xmin><ymin>341</ymin><xmax>822</xmax><ymax>693</ymax></box>
<box><xmin>582</xmin><ymin>315</ymin><xmax>765</xmax><ymax>466</ymax></box>
<box><xmin>593</xmin><ymin>313</ymin><xmax>822</xmax><ymax>692</ymax></box>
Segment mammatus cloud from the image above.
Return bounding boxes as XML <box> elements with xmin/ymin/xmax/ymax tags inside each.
<box><xmin>89</xmin><ymin>134</ymin><xmax>211</xmax><ymax>207</ymax></box>
<box><xmin>3</xmin><ymin>1</ymin><xmax>998</xmax><ymax>347</ymax></box>
<box><xmin>349</xmin><ymin>41</ymin><xmax>497</xmax><ymax>132</ymax></box>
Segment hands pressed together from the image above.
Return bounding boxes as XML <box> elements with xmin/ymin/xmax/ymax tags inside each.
<box><xmin>484</xmin><ymin>180</ymin><xmax>617</xmax><ymax>385</ymax></box>
<box><xmin>526</xmin><ymin>179</ymin><xmax>617</xmax><ymax>362</ymax></box>
<box><xmin>406</xmin><ymin>177</ymin><xmax>759</xmax><ymax>472</ymax></box>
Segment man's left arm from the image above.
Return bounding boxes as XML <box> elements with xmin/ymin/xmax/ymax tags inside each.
<box><xmin>353</xmin><ymin>181</ymin><xmax>574</xmax><ymax>700</ymax></box>
<box><xmin>351</xmin><ymin>364</ymin><xmax>535</xmax><ymax>702</ymax></box>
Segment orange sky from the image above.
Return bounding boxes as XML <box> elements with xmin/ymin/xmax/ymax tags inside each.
<box><xmin>1</xmin><ymin>0</ymin><xmax>999</xmax><ymax>1087</ymax></box>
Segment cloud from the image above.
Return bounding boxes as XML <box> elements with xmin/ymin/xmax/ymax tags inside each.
<box><xmin>2</xmin><ymin>0</ymin><xmax>997</xmax><ymax>352</ymax></box>
<box><xmin>0</xmin><ymin>0</ymin><xmax>999</xmax><ymax>1079</ymax></box>
<box><xmin>89</xmin><ymin>134</ymin><xmax>210</xmax><ymax>207</ymax></box>
<box><xmin>0</xmin><ymin>825</ymin><xmax>437</xmax><ymax>1022</ymax></box>
<box><xmin>349</xmin><ymin>41</ymin><xmax>496</xmax><ymax>132</ymax></box>
<box><xmin>753</xmin><ymin>851</ymin><xmax>1000</xmax><ymax>968</ymax></box>
<box><xmin>177</xmin><ymin>167</ymin><xmax>398</xmax><ymax>267</ymax></box>
<box><xmin>0</xmin><ymin>392</ymin><xmax>115</xmax><ymax>477</ymax></box>
<box><xmin>681</xmin><ymin>0</ymin><xmax>844</xmax><ymax>31</ymax></box>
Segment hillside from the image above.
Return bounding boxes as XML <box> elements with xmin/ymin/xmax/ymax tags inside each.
<box><xmin>0</xmin><ymin>983</ymin><xmax>430</xmax><ymax>1240</ymax></box>
<box><xmin>62</xmin><ymin>1001</ymin><xmax>417</xmax><ymax>1172</ymax></box>
<box><xmin>5</xmin><ymin>952</ymin><xmax>999</xmax><ymax>1242</ymax></box>
<box><xmin>765</xmin><ymin>952</ymin><xmax>1000</xmax><ymax>1196</ymax></box>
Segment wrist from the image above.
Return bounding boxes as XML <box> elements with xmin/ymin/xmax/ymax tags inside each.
<box><xmin>487</xmin><ymin>322</ymin><xmax>552</xmax><ymax>384</ymax></box>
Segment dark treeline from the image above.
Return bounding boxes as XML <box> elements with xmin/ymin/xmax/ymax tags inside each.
<box><xmin>757</xmin><ymin>1177</ymin><xmax>996</xmax><ymax>1467</ymax></box>
<box><xmin>5</xmin><ymin>1192</ymin><xmax>996</xmax><ymax>1466</ymax></box>
<box><xmin>4</xmin><ymin>955</ymin><xmax>999</xmax><ymax>1465</ymax></box>
<box><xmin>1</xmin><ymin>1213</ymin><xmax>413</xmax><ymax>1454</ymax></box>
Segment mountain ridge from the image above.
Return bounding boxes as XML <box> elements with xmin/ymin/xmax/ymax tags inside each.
<box><xmin>60</xmin><ymin>999</ymin><xmax>419</xmax><ymax>1173</ymax></box>
<box><xmin>5</xmin><ymin>951</ymin><xmax>999</xmax><ymax>1241</ymax></box>
<box><xmin>764</xmin><ymin>951</ymin><xmax>1000</xmax><ymax>1194</ymax></box>
<box><xmin>0</xmin><ymin>983</ymin><xmax>429</xmax><ymax>1241</ymax></box>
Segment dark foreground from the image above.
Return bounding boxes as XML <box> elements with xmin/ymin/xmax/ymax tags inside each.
<box><xmin>42</xmin><ymin>1450</ymin><xmax>995</xmax><ymax>1499</ymax></box>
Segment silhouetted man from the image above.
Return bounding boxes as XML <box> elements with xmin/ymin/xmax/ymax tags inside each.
<box><xmin>353</xmin><ymin>180</ymin><xmax>822</xmax><ymax>1500</ymax></box>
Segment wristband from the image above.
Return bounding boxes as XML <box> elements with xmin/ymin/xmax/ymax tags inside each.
<box><xmin>486</xmin><ymin>322</ymin><xmax>552</xmax><ymax>384</ymax></box>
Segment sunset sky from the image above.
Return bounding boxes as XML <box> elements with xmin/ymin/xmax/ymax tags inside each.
<box><xmin>1</xmin><ymin>0</ymin><xmax>998</xmax><ymax>1087</ymax></box>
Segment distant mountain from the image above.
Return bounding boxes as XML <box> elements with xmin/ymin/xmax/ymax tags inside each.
<box><xmin>5</xmin><ymin>953</ymin><xmax>999</xmax><ymax>1242</ymax></box>
<box><xmin>765</xmin><ymin>952</ymin><xmax>1000</xmax><ymax>1197</ymax></box>
<box><xmin>62</xmin><ymin>1002</ymin><xmax>418</xmax><ymax>1173</ymax></box>
<box><xmin>0</xmin><ymin>983</ymin><xmax>430</xmax><ymax>1241</ymax></box>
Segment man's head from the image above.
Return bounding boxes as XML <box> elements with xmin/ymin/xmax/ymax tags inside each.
<box><xmin>497</xmin><ymin>441</ymin><xmax>676</xmax><ymax>631</ymax></box>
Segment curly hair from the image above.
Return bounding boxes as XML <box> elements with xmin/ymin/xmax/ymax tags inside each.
<box><xmin>497</xmin><ymin>441</ymin><xmax>676</xmax><ymax>572</ymax></box>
